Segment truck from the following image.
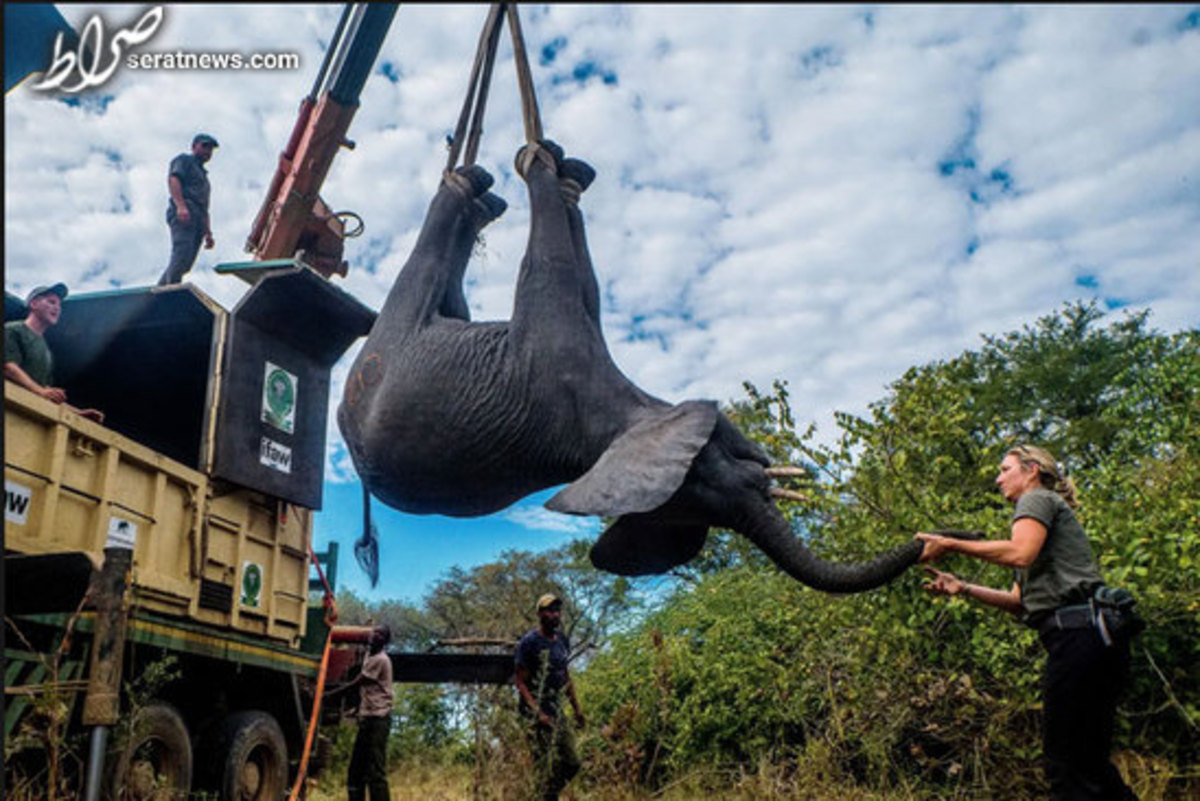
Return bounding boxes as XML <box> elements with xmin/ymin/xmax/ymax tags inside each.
<box><xmin>4</xmin><ymin>272</ymin><xmax>360</xmax><ymax>799</ymax></box>
<box><xmin>4</xmin><ymin>270</ymin><xmax>514</xmax><ymax>799</ymax></box>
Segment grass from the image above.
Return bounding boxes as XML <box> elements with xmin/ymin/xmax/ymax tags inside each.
<box><xmin>303</xmin><ymin>759</ymin><xmax>958</xmax><ymax>801</ymax></box>
<box><xmin>300</xmin><ymin>748</ymin><xmax>1190</xmax><ymax>801</ymax></box>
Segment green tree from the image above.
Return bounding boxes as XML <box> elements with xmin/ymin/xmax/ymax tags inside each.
<box><xmin>421</xmin><ymin>540</ymin><xmax>641</xmax><ymax>657</ymax></box>
<box><xmin>579</xmin><ymin>303</ymin><xmax>1198</xmax><ymax>797</ymax></box>
<box><xmin>333</xmin><ymin>587</ymin><xmax>436</xmax><ymax>650</ymax></box>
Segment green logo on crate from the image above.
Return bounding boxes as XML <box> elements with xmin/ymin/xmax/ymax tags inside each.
<box><xmin>241</xmin><ymin>561</ymin><xmax>263</xmax><ymax>607</ymax></box>
<box><xmin>262</xmin><ymin>362</ymin><xmax>297</xmax><ymax>434</ymax></box>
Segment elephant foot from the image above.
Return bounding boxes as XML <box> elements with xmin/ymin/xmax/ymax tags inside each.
<box><xmin>515</xmin><ymin>139</ymin><xmax>563</xmax><ymax>180</ymax></box>
<box><xmin>559</xmin><ymin>158</ymin><xmax>595</xmax><ymax>191</ymax></box>
<box><xmin>558</xmin><ymin>158</ymin><xmax>595</xmax><ymax>206</ymax></box>
<box><xmin>471</xmin><ymin>191</ymin><xmax>508</xmax><ymax>227</ymax></box>
<box><xmin>443</xmin><ymin>164</ymin><xmax>495</xmax><ymax>200</ymax></box>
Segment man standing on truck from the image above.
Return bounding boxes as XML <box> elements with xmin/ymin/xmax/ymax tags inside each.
<box><xmin>158</xmin><ymin>132</ymin><xmax>218</xmax><ymax>286</ymax></box>
<box><xmin>515</xmin><ymin>593</ymin><xmax>585</xmax><ymax>801</ymax></box>
<box><xmin>4</xmin><ymin>283</ymin><xmax>103</xmax><ymax>422</ymax></box>
<box><xmin>345</xmin><ymin>624</ymin><xmax>394</xmax><ymax>801</ymax></box>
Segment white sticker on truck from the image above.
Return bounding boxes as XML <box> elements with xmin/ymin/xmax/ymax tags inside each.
<box><xmin>262</xmin><ymin>361</ymin><xmax>298</xmax><ymax>434</ymax></box>
<box><xmin>5</xmin><ymin>481</ymin><xmax>33</xmax><ymax>524</ymax></box>
<box><xmin>260</xmin><ymin>437</ymin><xmax>292</xmax><ymax>474</ymax></box>
<box><xmin>106</xmin><ymin>517</ymin><xmax>137</xmax><ymax>550</ymax></box>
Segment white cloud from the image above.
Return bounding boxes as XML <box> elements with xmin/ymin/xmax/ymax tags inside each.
<box><xmin>500</xmin><ymin>505</ymin><xmax>600</xmax><ymax>537</ymax></box>
<box><xmin>6</xmin><ymin>2</ymin><xmax>1198</xmax><ymax>486</ymax></box>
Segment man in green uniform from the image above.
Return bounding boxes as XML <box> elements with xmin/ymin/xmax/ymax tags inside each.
<box><xmin>4</xmin><ymin>283</ymin><xmax>103</xmax><ymax>422</ymax></box>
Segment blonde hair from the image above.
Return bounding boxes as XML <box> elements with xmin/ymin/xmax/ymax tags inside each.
<box><xmin>1008</xmin><ymin>444</ymin><xmax>1078</xmax><ymax>507</ymax></box>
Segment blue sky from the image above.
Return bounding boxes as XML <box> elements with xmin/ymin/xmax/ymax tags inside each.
<box><xmin>6</xmin><ymin>4</ymin><xmax>1199</xmax><ymax>603</ymax></box>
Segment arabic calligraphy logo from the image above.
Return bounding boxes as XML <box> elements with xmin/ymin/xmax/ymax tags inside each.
<box><xmin>32</xmin><ymin>6</ymin><xmax>164</xmax><ymax>94</ymax></box>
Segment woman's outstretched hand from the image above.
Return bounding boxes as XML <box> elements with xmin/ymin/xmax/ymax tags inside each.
<box><xmin>914</xmin><ymin>532</ymin><xmax>950</xmax><ymax>563</ymax></box>
<box><xmin>921</xmin><ymin>566</ymin><xmax>965</xmax><ymax>596</ymax></box>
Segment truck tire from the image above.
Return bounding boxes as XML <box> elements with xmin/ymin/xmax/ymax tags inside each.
<box><xmin>209</xmin><ymin>710</ymin><xmax>288</xmax><ymax>800</ymax></box>
<box><xmin>109</xmin><ymin>701</ymin><xmax>193</xmax><ymax>800</ymax></box>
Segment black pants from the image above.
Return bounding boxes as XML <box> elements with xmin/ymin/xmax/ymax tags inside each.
<box><xmin>527</xmin><ymin>716</ymin><xmax>580</xmax><ymax>801</ymax></box>
<box><xmin>1040</xmin><ymin>626</ymin><xmax>1136</xmax><ymax>800</ymax></box>
<box><xmin>159</xmin><ymin>215</ymin><xmax>205</xmax><ymax>285</ymax></box>
<box><xmin>347</xmin><ymin>715</ymin><xmax>390</xmax><ymax>801</ymax></box>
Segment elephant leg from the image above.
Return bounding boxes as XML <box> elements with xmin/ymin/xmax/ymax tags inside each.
<box><xmin>342</xmin><ymin>166</ymin><xmax>503</xmax><ymax>434</ymax></box>
<box><xmin>511</xmin><ymin>141</ymin><xmax>601</xmax><ymax>343</ymax></box>
<box><xmin>438</xmin><ymin>174</ymin><xmax>509</xmax><ymax>320</ymax></box>
<box><xmin>557</xmin><ymin>158</ymin><xmax>601</xmax><ymax>325</ymax></box>
<box><xmin>379</xmin><ymin>165</ymin><xmax>505</xmax><ymax>328</ymax></box>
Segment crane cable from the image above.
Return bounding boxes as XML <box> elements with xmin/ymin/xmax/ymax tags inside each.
<box><xmin>287</xmin><ymin>545</ymin><xmax>340</xmax><ymax>801</ymax></box>
<box><xmin>445</xmin><ymin>2</ymin><xmax>543</xmax><ymax>177</ymax></box>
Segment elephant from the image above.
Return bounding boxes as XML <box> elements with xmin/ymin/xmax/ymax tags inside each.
<box><xmin>337</xmin><ymin>140</ymin><xmax>929</xmax><ymax>592</ymax></box>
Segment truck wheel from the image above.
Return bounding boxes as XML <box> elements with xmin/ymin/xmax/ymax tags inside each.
<box><xmin>211</xmin><ymin>710</ymin><xmax>288</xmax><ymax>800</ymax></box>
<box><xmin>109</xmin><ymin>701</ymin><xmax>193</xmax><ymax>800</ymax></box>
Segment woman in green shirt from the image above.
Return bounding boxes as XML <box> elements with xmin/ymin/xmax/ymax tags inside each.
<box><xmin>915</xmin><ymin>444</ymin><xmax>1135</xmax><ymax>800</ymax></box>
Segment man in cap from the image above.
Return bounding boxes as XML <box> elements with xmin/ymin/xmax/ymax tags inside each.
<box><xmin>4</xmin><ymin>283</ymin><xmax>103</xmax><ymax>422</ymax></box>
<box><xmin>158</xmin><ymin>132</ymin><xmax>219</xmax><ymax>285</ymax></box>
<box><xmin>515</xmin><ymin>593</ymin><xmax>585</xmax><ymax>801</ymax></box>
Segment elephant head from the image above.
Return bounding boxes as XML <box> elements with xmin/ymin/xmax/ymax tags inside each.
<box><xmin>337</xmin><ymin>140</ymin><xmax>925</xmax><ymax>592</ymax></box>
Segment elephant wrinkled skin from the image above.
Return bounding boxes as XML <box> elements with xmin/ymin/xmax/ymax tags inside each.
<box><xmin>338</xmin><ymin>141</ymin><xmax>924</xmax><ymax>592</ymax></box>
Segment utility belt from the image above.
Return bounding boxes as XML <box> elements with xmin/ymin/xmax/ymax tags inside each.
<box><xmin>1030</xmin><ymin>587</ymin><xmax>1146</xmax><ymax>646</ymax></box>
<box><xmin>1032</xmin><ymin>604</ymin><xmax>1094</xmax><ymax>635</ymax></box>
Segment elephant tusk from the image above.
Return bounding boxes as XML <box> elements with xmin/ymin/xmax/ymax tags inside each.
<box><xmin>764</xmin><ymin>466</ymin><xmax>807</xmax><ymax>478</ymax></box>
<box><xmin>770</xmin><ymin>487</ymin><xmax>812</xmax><ymax>504</ymax></box>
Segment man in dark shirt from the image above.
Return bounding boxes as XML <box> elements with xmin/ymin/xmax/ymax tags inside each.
<box><xmin>4</xmin><ymin>283</ymin><xmax>103</xmax><ymax>422</ymax></box>
<box><xmin>158</xmin><ymin>133</ymin><xmax>218</xmax><ymax>286</ymax></box>
<box><xmin>515</xmin><ymin>593</ymin><xmax>585</xmax><ymax>801</ymax></box>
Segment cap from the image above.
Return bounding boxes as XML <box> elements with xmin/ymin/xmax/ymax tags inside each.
<box><xmin>536</xmin><ymin>593</ymin><xmax>562</xmax><ymax>612</ymax></box>
<box><xmin>193</xmin><ymin>133</ymin><xmax>219</xmax><ymax>148</ymax></box>
<box><xmin>26</xmin><ymin>283</ymin><xmax>68</xmax><ymax>305</ymax></box>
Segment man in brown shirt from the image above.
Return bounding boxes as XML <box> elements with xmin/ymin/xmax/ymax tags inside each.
<box><xmin>346</xmin><ymin>625</ymin><xmax>393</xmax><ymax>801</ymax></box>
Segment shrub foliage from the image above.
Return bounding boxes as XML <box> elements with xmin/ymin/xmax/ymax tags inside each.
<box><xmin>578</xmin><ymin>302</ymin><xmax>1197</xmax><ymax>798</ymax></box>
<box><xmin>333</xmin><ymin>302</ymin><xmax>1197</xmax><ymax>799</ymax></box>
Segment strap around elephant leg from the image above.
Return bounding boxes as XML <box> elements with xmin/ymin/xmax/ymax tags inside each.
<box><xmin>515</xmin><ymin>141</ymin><xmax>559</xmax><ymax>180</ymax></box>
<box><xmin>442</xmin><ymin>169</ymin><xmax>476</xmax><ymax>199</ymax></box>
<box><xmin>557</xmin><ymin>158</ymin><xmax>595</xmax><ymax>206</ymax></box>
<box><xmin>442</xmin><ymin>165</ymin><xmax>495</xmax><ymax>201</ymax></box>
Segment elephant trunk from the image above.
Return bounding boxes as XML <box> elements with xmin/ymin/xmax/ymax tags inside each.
<box><xmin>742</xmin><ymin>504</ymin><xmax>924</xmax><ymax>593</ymax></box>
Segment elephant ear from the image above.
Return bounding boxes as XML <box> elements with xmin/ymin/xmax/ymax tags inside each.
<box><xmin>546</xmin><ymin>400</ymin><xmax>719</xmax><ymax>517</ymax></box>
<box><xmin>590</xmin><ymin>514</ymin><xmax>709</xmax><ymax>576</ymax></box>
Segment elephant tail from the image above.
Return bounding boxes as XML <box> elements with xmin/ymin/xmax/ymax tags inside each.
<box><xmin>353</xmin><ymin>483</ymin><xmax>380</xmax><ymax>588</ymax></box>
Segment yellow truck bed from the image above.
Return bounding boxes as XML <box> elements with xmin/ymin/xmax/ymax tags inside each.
<box><xmin>5</xmin><ymin>382</ymin><xmax>311</xmax><ymax>644</ymax></box>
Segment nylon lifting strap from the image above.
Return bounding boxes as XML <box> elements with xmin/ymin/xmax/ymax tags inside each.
<box><xmin>507</xmin><ymin>3</ymin><xmax>543</xmax><ymax>145</ymax></box>
<box><xmin>286</xmin><ymin>545</ymin><xmax>340</xmax><ymax>801</ymax></box>
<box><xmin>445</xmin><ymin>2</ymin><xmax>543</xmax><ymax>175</ymax></box>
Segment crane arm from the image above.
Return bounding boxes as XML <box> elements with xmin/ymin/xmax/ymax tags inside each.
<box><xmin>244</xmin><ymin>3</ymin><xmax>398</xmax><ymax>279</ymax></box>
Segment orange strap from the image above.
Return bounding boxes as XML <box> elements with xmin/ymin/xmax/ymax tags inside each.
<box><xmin>287</xmin><ymin>626</ymin><xmax>333</xmax><ymax>801</ymax></box>
<box><xmin>309</xmin><ymin>542</ymin><xmax>339</xmax><ymax>626</ymax></box>
<box><xmin>287</xmin><ymin>545</ymin><xmax>340</xmax><ymax>800</ymax></box>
